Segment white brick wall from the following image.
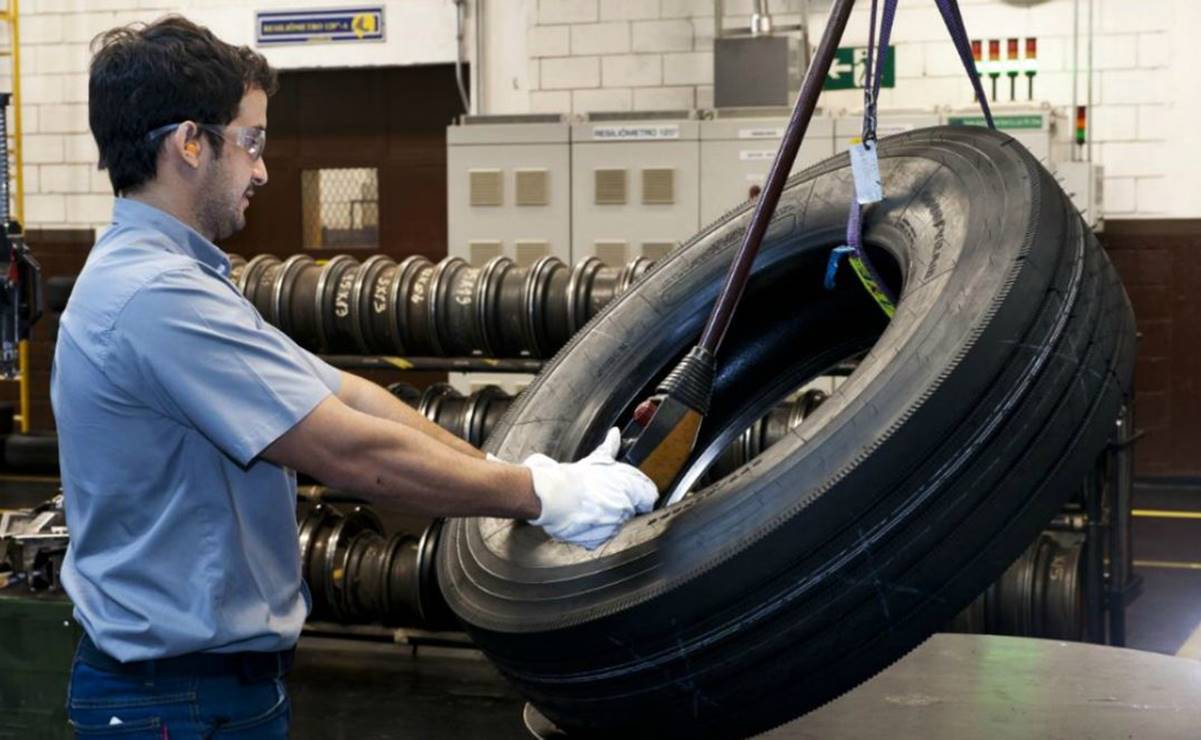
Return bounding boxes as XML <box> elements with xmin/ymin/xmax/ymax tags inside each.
<box><xmin>634</xmin><ymin>85</ymin><xmax>692</xmax><ymax>111</ymax></box>
<box><xmin>600</xmin><ymin>0</ymin><xmax>660</xmax><ymax>22</ymax></box>
<box><xmin>570</xmin><ymin>22</ymin><xmax>630</xmax><ymax>56</ymax></box>
<box><xmin>631</xmin><ymin>20</ymin><xmax>692</xmax><ymax>52</ymax></box>
<box><xmin>523</xmin><ymin>0</ymin><xmax>1185</xmax><ymax>218</ymax></box>
<box><xmin>5</xmin><ymin>0</ymin><xmax>1192</xmax><ymax>230</ymax></box>
<box><xmin>573</xmin><ymin>87</ymin><xmax>631</xmax><ymax>113</ymax></box>
<box><xmin>40</xmin><ymin>164</ymin><xmax>91</xmax><ymax>194</ymax></box>
<box><xmin>540</xmin><ymin>55</ymin><xmax>600</xmax><ymax>89</ymax></box>
<box><xmin>538</xmin><ymin>0</ymin><xmax>597</xmax><ymax>26</ymax></box>
<box><xmin>529</xmin><ymin>25</ymin><xmax>570</xmax><ymax>57</ymax></box>
<box><xmin>9</xmin><ymin>0</ymin><xmax>474</xmax><ymax>231</ymax></box>
<box><xmin>602</xmin><ymin>55</ymin><xmax>662</xmax><ymax>87</ymax></box>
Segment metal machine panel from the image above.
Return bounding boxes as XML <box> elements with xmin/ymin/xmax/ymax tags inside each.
<box><xmin>714</xmin><ymin>35</ymin><xmax>802</xmax><ymax>108</ymax></box>
<box><xmin>699</xmin><ymin>112</ymin><xmax>835</xmax><ymax>225</ymax></box>
<box><xmin>447</xmin><ymin>115</ymin><xmax>572</xmax><ymax>266</ymax></box>
<box><xmin>571</xmin><ymin>116</ymin><xmax>701</xmax><ymax>262</ymax></box>
<box><xmin>1051</xmin><ymin>161</ymin><xmax>1104</xmax><ymax>232</ymax></box>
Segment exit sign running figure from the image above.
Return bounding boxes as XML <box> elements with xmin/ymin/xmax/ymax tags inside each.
<box><xmin>824</xmin><ymin>46</ymin><xmax>896</xmax><ymax>91</ymax></box>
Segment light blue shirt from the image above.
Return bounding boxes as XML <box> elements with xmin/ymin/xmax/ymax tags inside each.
<box><xmin>53</xmin><ymin>198</ymin><xmax>341</xmax><ymax>662</ymax></box>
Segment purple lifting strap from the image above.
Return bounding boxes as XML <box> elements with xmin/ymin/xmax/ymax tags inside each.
<box><xmin>836</xmin><ymin>0</ymin><xmax>996</xmax><ymax>308</ymax></box>
<box><xmin>935</xmin><ymin>0</ymin><xmax>995</xmax><ymax>128</ymax></box>
<box><xmin>841</xmin><ymin>0</ymin><xmax>899</xmax><ymax>305</ymax></box>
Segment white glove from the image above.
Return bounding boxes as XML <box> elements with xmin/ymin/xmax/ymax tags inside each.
<box><xmin>524</xmin><ymin>428</ymin><xmax>658</xmax><ymax>549</ymax></box>
<box><xmin>485</xmin><ymin>452</ymin><xmax>503</xmax><ymax>463</ymax></box>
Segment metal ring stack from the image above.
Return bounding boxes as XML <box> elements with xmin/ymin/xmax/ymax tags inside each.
<box><xmin>227</xmin><ymin>252</ymin><xmax>654</xmax><ymax>359</ymax></box>
<box><xmin>297</xmin><ymin>497</ymin><xmax>454</xmax><ymax>631</ymax></box>
<box><xmin>391</xmin><ymin>381</ymin><xmax>513</xmax><ymax>448</ymax></box>
<box><xmin>950</xmin><ymin>532</ymin><xmax>1086</xmax><ymax>640</ymax></box>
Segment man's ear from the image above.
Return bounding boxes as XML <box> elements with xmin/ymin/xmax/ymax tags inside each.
<box><xmin>175</xmin><ymin>122</ymin><xmax>202</xmax><ymax>168</ymax></box>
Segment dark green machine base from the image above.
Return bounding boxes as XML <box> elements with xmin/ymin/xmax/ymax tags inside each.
<box><xmin>0</xmin><ymin>590</ymin><xmax>80</xmax><ymax>739</ymax></box>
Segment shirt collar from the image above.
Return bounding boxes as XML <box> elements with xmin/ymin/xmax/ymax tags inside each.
<box><xmin>111</xmin><ymin>197</ymin><xmax>232</xmax><ymax>277</ymax></box>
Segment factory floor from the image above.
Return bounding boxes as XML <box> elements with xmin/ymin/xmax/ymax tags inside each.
<box><xmin>4</xmin><ymin>476</ymin><xmax>1201</xmax><ymax>737</ymax></box>
<box><xmin>1124</xmin><ymin>483</ymin><xmax>1201</xmax><ymax>657</ymax></box>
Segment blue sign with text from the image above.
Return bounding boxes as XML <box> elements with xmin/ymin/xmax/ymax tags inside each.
<box><xmin>256</xmin><ymin>7</ymin><xmax>385</xmax><ymax>45</ymax></box>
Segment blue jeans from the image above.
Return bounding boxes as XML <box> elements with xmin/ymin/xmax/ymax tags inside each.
<box><xmin>66</xmin><ymin>637</ymin><xmax>291</xmax><ymax>738</ymax></box>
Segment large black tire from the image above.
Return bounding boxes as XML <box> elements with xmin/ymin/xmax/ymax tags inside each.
<box><xmin>438</xmin><ymin>127</ymin><xmax>1136</xmax><ymax>738</ymax></box>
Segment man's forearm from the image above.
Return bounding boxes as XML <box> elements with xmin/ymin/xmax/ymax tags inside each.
<box><xmin>318</xmin><ymin>407</ymin><xmax>539</xmax><ymax>519</ymax></box>
<box><xmin>336</xmin><ymin>372</ymin><xmax>484</xmax><ymax>459</ymax></box>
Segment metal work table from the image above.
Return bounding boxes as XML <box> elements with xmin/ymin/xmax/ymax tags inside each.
<box><xmin>773</xmin><ymin>633</ymin><xmax>1201</xmax><ymax>739</ymax></box>
<box><xmin>290</xmin><ymin>632</ymin><xmax>1201</xmax><ymax>738</ymax></box>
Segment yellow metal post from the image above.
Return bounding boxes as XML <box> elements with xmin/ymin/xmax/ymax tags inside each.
<box><xmin>1</xmin><ymin>0</ymin><xmax>28</xmax><ymax>432</ymax></box>
<box><xmin>11</xmin><ymin>0</ymin><xmax>24</xmax><ymax>226</ymax></box>
<box><xmin>17</xmin><ymin>338</ymin><xmax>27</xmax><ymax>431</ymax></box>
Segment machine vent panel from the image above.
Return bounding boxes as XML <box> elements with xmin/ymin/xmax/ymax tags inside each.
<box><xmin>641</xmin><ymin>242</ymin><xmax>675</xmax><ymax>262</ymax></box>
<box><xmin>594</xmin><ymin>241</ymin><xmax>628</xmax><ymax>266</ymax></box>
<box><xmin>469</xmin><ymin>240</ymin><xmax>503</xmax><ymax>266</ymax></box>
<box><xmin>642</xmin><ymin>168</ymin><xmax>675</xmax><ymax>205</ymax></box>
<box><xmin>515</xmin><ymin>240</ymin><xmax>550</xmax><ymax>266</ymax></box>
<box><xmin>515</xmin><ymin>169</ymin><xmax>550</xmax><ymax>206</ymax></box>
<box><xmin>594</xmin><ymin>169</ymin><xmax>627</xmax><ymax>205</ymax></box>
<box><xmin>469</xmin><ymin>169</ymin><xmax>504</xmax><ymax>207</ymax></box>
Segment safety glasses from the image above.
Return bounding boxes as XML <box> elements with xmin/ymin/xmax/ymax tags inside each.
<box><xmin>146</xmin><ymin>122</ymin><xmax>267</xmax><ymax>161</ymax></box>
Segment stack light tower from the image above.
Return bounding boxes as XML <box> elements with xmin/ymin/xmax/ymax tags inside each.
<box><xmin>973</xmin><ymin>37</ymin><xmax>1041</xmax><ymax>103</ymax></box>
<box><xmin>1025</xmin><ymin>38</ymin><xmax>1038</xmax><ymax>101</ymax></box>
<box><xmin>988</xmin><ymin>39</ymin><xmax>1002</xmax><ymax>101</ymax></box>
<box><xmin>971</xmin><ymin>39</ymin><xmax>983</xmax><ymax>102</ymax></box>
<box><xmin>1007</xmin><ymin>38</ymin><xmax>1021</xmax><ymax>101</ymax></box>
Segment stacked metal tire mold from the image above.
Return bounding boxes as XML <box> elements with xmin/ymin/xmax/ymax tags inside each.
<box><xmin>227</xmin><ymin>253</ymin><xmax>652</xmax><ymax>358</ymax></box>
<box><xmin>302</xmin><ymin>379</ymin><xmax>1089</xmax><ymax>642</ymax></box>
<box><xmin>297</xmin><ymin>496</ymin><xmax>455</xmax><ymax>631</ymax></box>
<box><xmin>388</xmin><ymin>382</ymin><xmax>514</xmax><ymax>448</ymax></box>
<box><xmin>949</xmin><ymin>532</ymin><xmax>1086</xmax><ymax>641</ymax></box>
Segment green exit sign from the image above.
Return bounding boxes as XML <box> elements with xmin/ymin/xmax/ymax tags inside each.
<box><xmin>824</xmin><ymin>46</ymin><xmax>896</xmax><ymax>91</ymax></box>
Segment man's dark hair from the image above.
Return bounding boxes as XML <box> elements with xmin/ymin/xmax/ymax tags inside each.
<box><xmin>89</xmin><ymin>16</ymin><xmax>278</xmax><ymax>195</ymax></box>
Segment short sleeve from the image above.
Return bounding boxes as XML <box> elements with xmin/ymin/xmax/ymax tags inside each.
<box><xmin>110</xmin><ymin>268</ymin><xmax>337</xmax><ymax>466</ymax></box>
<box><xmin>299</xmin><ymin>347</ymin><xmax>343</xmax><ymax>393</ymax></box>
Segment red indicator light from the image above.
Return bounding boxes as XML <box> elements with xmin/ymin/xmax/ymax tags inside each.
<box><xmin>1026</xmin><ymin>37</ymin><xmax>1038</xmax><ymax>60</ymax></box>
<box><xmin>972</xmin><ymin>39</ymin><xmax>982</xmax><ymax>62</ymax></box>
<box><xmin>1007</xmin><ymin>38</ymin><xmax>1019</xmax><ymax>60</ymax></box>
<box><xmin>989</xmin><ymin>39</ymin><xmax>1001</xmax><ymax>61</ymax></box>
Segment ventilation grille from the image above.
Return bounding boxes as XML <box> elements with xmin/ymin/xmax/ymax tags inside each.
<box><xmin>515</xmin><ymin>240</ymin><xmax>550</xmax><ymax>266</ymax></box>
<box><xmin>469</xmin><ymin>169</ymin><xmax>503</xmax><ymax>207</ymax></box>
<box><xmin>642</xmin><ymin>168</ymin><xmax>675</xmax><ymax>205</ymax></box>
<box><xmin>469</xmin><ymin>240</ymin><xmax>503</xmax><ymax>266</ymax></box>
<box><xmin>515</xmin><ymin>169</ymin><xmax>550</xmax><ymax>206</ymax></box>
<box><xmin>594</xmin><ymin>241</ymin><xmax>627</xmax><ymax>266</ymax></box>
<box><xmin>594</xmin><ymin>169</ymin><xmax>627</xmax><ymax>205</ymax></box>
<box><xmin>641</xmin><ymin>242</ymin><xmax>675</xmax><ymax>262</ymax></box>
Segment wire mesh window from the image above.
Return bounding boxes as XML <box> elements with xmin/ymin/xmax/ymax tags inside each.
<box><xmin>301</xmin><ymin>167</ymin><xmax>379</xmax><ymax>249</ymax></box>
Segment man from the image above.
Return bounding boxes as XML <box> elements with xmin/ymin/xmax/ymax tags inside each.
<box><xmin>52</xmin><ymin>17</ymin><xmax>656</xmax><ymax>737</ymax></box>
